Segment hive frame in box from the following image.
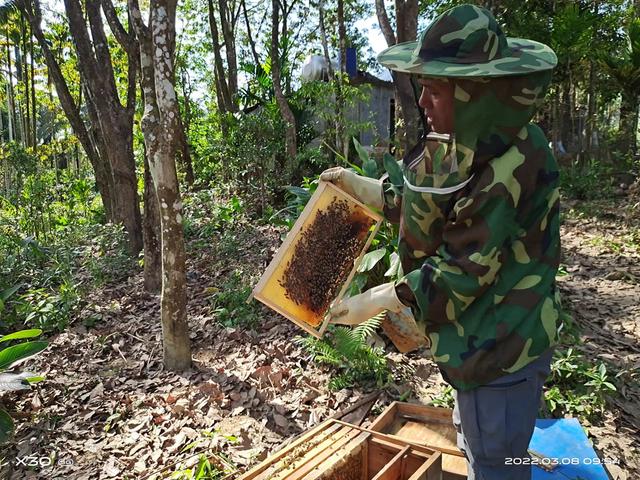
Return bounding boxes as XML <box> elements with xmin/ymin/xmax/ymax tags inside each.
<box><xmin>250</xmin><ymin>181</ymin><xmax>383</xmax><ymax>338</ymax></box>
<box><xmin>237</xmin><ymin>418</ymin><xmax>442</xmax><ymax>480</ymax></box>
<box><xmin>369</xmin><ymin>402</ymin><xmax>467</xmax><ymax>480</ymax></box>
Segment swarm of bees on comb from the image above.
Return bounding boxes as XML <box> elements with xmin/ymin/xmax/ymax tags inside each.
<box><xmin>279</xmin><ymin>199</ymin><xmax>373</xmax><ymax>324</ymax></box>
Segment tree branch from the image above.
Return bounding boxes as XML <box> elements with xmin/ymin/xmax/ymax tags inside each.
<box><xmin>376</xmin><ymin>0</ymin><xmax>396</xmax><ymax>46</ymax></box>
<box><xmin>101</xmin><ymin>0</ymin><xmax>135</xmax><ymax>53</ymax></box>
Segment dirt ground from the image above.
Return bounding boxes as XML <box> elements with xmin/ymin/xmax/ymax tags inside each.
<box><xmin>1</xmin><ymin>194</ymin><xmax>638</xmax><ymax>480</ymax></box>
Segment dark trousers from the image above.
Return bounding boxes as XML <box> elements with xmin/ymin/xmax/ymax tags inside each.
<box><xmin>452</xmin><ymin>349</ymin><xmax>554</xmax><ymax>480</ymax></box>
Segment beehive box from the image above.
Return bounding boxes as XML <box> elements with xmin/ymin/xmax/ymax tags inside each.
<box><xmin>251</xmin><ymin>181</ymin><xmax>382</xmax><ymax>338</ymax></box>
<box><xmin>238</xmin><ymin>419</ymin><xmax>442</xmax><ymax>480</ymax></box>
<box><xmin>369</xmin><ymin>402</ymin><xmax>467</xmax><ymax>480</ymax></box>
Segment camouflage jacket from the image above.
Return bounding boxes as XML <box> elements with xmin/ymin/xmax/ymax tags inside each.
<box><xmin>383</xmin><ymin>71</ymin><xmax>562</xmax><ymax>391</ymax></box>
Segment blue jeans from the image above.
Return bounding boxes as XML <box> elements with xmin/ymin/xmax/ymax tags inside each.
<box><xmin>452</xmin><ymin>349</ymin><xmax>553</xmax><ymax>480</ymax></box>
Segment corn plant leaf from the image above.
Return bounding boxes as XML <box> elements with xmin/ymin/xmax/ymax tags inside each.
<box><xmin>357</xmin><ymin>248</ymin><xmax>386</xmax><ymax>272</ymax></box>
<box><xmin>383</xmin><ymin>153</ymin><xmax>403</xmax><ymax>186</ymax></box>
<box><xmin>0</xmin><ymin>329</ymin><xmax>43</xmax><ymax>343</ymax></box>
<box><xmin>352</xmin><ymin>137</ymin><xmax>370</xmax><ymax>164</ymax></box>
<box><xmin>0</xmin><ymin>341</ymin><xmax>48</xmax><ymax>371</ymax></box>
<box><xmin>353</xmin><ymin>138</ymin><xmax>378</xmax><ymax>179</ymax></box>
<box><xmin>0</xmin><ymin>284</ymin><xmax>22</xmax><ymax>302</ymax></box>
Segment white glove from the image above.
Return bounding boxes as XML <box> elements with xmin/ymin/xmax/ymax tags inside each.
<box><xmin>320</xmin><ymin>167</ymin><xmax>384</xmax><ymax>210</ymax></box>
<box><xmin>328</xmin><ymin>282</ymin><xmax>405</xmax><ymax>325</ymax></box>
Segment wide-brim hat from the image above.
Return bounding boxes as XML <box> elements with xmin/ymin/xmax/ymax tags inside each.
<box><xmin>377</xmin><ymin>4</ymin><xmax>557</xmax><ymax>77</ymax></box>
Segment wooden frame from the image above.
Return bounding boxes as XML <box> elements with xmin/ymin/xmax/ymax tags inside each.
<box><xmin>369</xmin><ymin>402</ymin><xmax>467</xmax><ymax>480</ymax></box>
<box><xmin>238</xmin><ymin>419</ymin><xmax>442</xmax><ymax>480</ymax></box>
<box><xmin>250</xmin><ymin>181</ymin><xmax>383</xmax><ymax>338</ymax></box>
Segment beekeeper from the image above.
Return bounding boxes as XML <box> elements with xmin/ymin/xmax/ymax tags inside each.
<box><xmin>321</xmin><ymin>4</ymin><xmax>563</xmax><ymax>479</ymax></box>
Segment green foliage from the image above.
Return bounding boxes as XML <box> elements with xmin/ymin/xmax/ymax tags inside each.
<box><xmin>347</xmin><ymin>139</ymin><xmax>401</xmax><ymax>294</ymax></box>
<box><xmin>168</xmin><ymin>429</ymin><xmax>237</xmax><ymax>479</ymax></box>
<box><xmin>296</xmin><ymin>315</ymin><xmax>391</xmax><ymax>390</ymax></box>
<box><xmin>0</xmin><ymin>142</ymin><xmax>101</xmax><ymax>241</ymax></box>
<box><xmin>0</xmin><ymin>328</ymin><xmax>48</xmax><ymax>443</ymax></box>
<box><xmin>559</xmin><ymin>159</ymin><xmax>614</xmax><ymax>200</ymax></box>
<box><xmin>192</xmin><ymin>108</ymin><xmax>286</xmax><ymax>207</ymax></box>
<box><xmin>544</xmin><ymin>348</ymin><xmax>617</xmax><ymax>422</ymax></box>
<box><xmin>84</xmin><ymin>224</ymin><xmax>137</xmax><ymax>286</ymax></box>
<box><xmin>183</xmin><ymin>191</ymin><xmax>245</xmax><ymax>242</ymax></box>
<box><xmin>429</xmin><ymin>385</ymin><xmax>455</xmax><ymax>409</ymax></box>
<box><xmin>168</xmin><ymin>455</ymin><xmax>226</xmax><ymax>480</ymax></box>
<box><xmin>0</xmin><ymin>229</ymin><xmax>81</xmax><ymax>332</ymax></box>
<box><xmin>208</xmin><ymin>272</ymin><xmax>261</xmax><ymax>329</ymax></box>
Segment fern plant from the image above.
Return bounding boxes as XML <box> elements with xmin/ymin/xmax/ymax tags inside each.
<box><xmin>296</xmin><ymin>314</ymin><xmax>391</xmax><ymax>390</ymax></box>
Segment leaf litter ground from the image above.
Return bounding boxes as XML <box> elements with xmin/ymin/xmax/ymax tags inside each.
<box><xmin>0</xmin><ymin>194</ymin><xmax>638</xmax><ymax>479</ymax></box>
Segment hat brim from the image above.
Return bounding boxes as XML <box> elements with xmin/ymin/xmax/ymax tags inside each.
<box><xmin>377</xmin><ymin>38</ymin><xmax>557</xmax><ymax>77</ymax></box>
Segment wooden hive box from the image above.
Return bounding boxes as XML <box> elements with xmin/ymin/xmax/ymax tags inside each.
<box><xmin>250</xmin><ymin>181</ymin><xmax>382</xmax><ymax>338</ymax></box>
<box><xmin>238</xmin><ymin>419</ymin><xmax>442</xmax><ymax>480</ymax></box>
<box><xmin>369</xmin><ymin>402</ymin><xmax>467</xmax><ymax>480</ymax></box>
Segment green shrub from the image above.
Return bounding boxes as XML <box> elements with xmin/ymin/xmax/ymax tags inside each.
<box><xmin>296</xmin><ymin>315</ymin><xmax>391</xmax><ymax>390</ymax></box>
<box><xmin>16</xmin><ymin>281</ymin><xmax>78</xmax><ymax>332</ymax></box>
<box><xmin>429</xmin><ymin>385</ymin><xmax>455</xmax><ymax>409</ymax></box>
<box><xmin>544</xmin><ymin>348</ymin><xmax>617</xmax><ymax>422</ymax></box>
<box><xmin>559</xmin><ymin>159</ymin><xmax>614</xmax><ymax>200</ymax></box>
<box><xmin>208</xmin><ymin>272</ymin><xmax>261</xmax><ymax>329</ymax></box>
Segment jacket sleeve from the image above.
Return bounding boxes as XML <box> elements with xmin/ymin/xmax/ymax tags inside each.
<box><xmin>396</xmin><ymin>190</ymin><xmax>518</xmax><ymax>325</ymax></box>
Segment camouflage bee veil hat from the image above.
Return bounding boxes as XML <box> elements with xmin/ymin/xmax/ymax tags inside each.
<box><xmin>377</xmin><ymin>4</ymin><xmax>557</xmax><ymax>77</ymax></box>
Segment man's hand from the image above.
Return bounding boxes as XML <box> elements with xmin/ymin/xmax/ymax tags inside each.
<box><xmin>328</xmin><ymin>282</ymin><xmax>405</xmax><ymax>325</ymax></box>
<box><xmin>320</xmin><ymin>167</ymin><xmax>384</xmax><ymax>210</ymax></box>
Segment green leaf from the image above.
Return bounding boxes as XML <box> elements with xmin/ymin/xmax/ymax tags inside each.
<box><xmin>0</xmin><ymin>329</ymin><xmax>43</xmax><ymax>343</ymax></box>
<box><xmin>284</xmin><ymin>186</ymin><xmax>311</xmax><ymax>200</ymax></box>
<box><xmin>0</xmin><ymin>341</ymin><xmax>48</xmax><ymax>371</ymax></box>
<box><xmin>0</xmin><ymin>284</ymin><xmax>21</xmax><ymax>302</ymax></box>
<box><xmin>0</xmin><ymin>408</ymin><xmax>13</xmax><ymax>444</ymax></box>
<box><xmin>383</xmin><ymin>153</ymin><xmax>403</xmax><ymax>186</ymax></box>
<box><xmin>352</xmin><ymin>137</ymin><xmax>370</xmax><ymax>164</ymax></box>
<box><xmin>353</xmin><ymin>138</ymin><xmax>378</xmax><ymax>179</ymax></box>
<box><xmin>24</xmin><ymin>376</ymin><xmax>45</xmax><ymax>384</ymax></box>
<box><xmin>357</xmin><ymin>248</ymin><xmax>386</xmax><ymax>273</ymax></box>
<box><xmin>362</xmin><ymin>159</ymin><xmax>378</xmax><ymax>180</ymax></box>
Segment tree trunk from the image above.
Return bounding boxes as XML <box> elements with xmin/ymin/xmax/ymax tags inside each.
<box><xmin>143</xmin><ymin>150</ymin><xmax>162</xmax><ymax>293</ymax></box>
<box><xmin>619</xmin><ymin>91</ymin><xmax>639</xmax><ymax>157</ymax></box>
<box><xmin>241</xmin><ymin>0</ymin><xmax>261</xmax><ymax>67</ymax></box>
<box><xmin>318</xmin><ymin>0</ymin><xmax>342</xmax><ymax>159</ymax></box>
<box><xmin>22</xmin><ymin>0</ymin><xmax>116</xmax><ymax>220</ymax></box>
<box><xmin>207</xmin><ymin>0</ymin><xmax>234</xmax><ymax>113</ymax></box>
<box><xmin>64</xmin><ymin>0</ymin><xmax>143</xmax><ymax>253</ymax></box>
<box><xmin>5</xmin><ymin>27</ymin><xmax>17</xmax><ymax>142</ymax></box>
<box><xmin>20</xmin><ymin>16</ymin><xmax>32</xmax><ymax>148</ymax></box>
<box><xmin>375</xmin><ymin>0</ymin><xmax>421</xmax><ymax>151</ymax></box>
<box><xmin>218</xmin><ymin>0</ymin><xmax>238</xmax><ymax>102</ymax></box>
<box><xmin>177</xmin><ymin>114</ymin><xmax>195</xmax><ymax>186</ymax></box>
<box><xmin>271</xmin><ymin>0</ymin><xmax>297</xmax><ymax>177</ymax></box>
<box><xmin>130</xmin><ymin>0</ymin><xmax>192</xmax><ymax>371</ymax></box>
<box><xmin>560</xmin><ymin>79</ymin><xmax>572</xmax><ymax>152</ymax></box>
<box><xmin>585</xmin><ymin>60</ymin><xmax>596</xmax><ymax>154</ymax></box>
<box><xmin>30</xmin><ymin>29</ymin><xmax>37</xmax><ymax>150</ymax></box>
<box><xmin>336</xmin><ymin>0</ymin><xmax>348</xmax><ymax>159</ymax></box>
